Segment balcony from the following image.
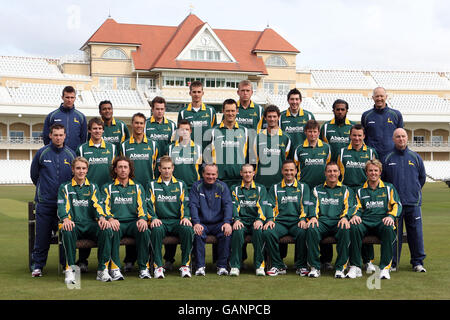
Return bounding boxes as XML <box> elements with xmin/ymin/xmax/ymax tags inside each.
<box><xmin>0</xmin><ymin>136</ymin><xmax>43</xmax><ymax>150</ymax></box>
<box><xmin>409</xmin><ymin>141</ymin><xmax>450</xmax><ymax>152</ymax></box>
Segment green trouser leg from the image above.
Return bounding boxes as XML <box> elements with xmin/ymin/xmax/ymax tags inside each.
<box><xmin>375</xmin><ymin>222</ymin><xmax>396</xmax><ymax>270</ymax></box>
<box><xmin>362</xmin><ymin>244</ymin><xmax>375</xmax><ymax>264</ymax></box>
<box><xmin>230</xmin><ymin>227</ymin><xmax>245</xmax><ymax>269</ymax></box>
<box><xmin>150</xmin><ymin>224</ymin><xmax>165</xmax><ymax>268</ymax></box>
<box><xmin>306</xmin><ymin>223</ymin><xmax>323</xmax><ymax>270</ymax></box>
<box><xmin>263</xmin><ymin>222</ymin><xmax>289</xmax><ymax>269</ymax></box>
<box><xmin>349</xmin><ymin>222</ymin><xmax>366</xmax><ymax>268</ymax></box>
<box><xmin>173</xmin><ymin>223</ymin><xmax>194</xmax><ymax>267</ymax></box>
<box><xmin>350</xmin><ymin>220</ymin><xmax>395</xmax><ymax>270</ymax></box>
<box><xmin>111</xmin><ymin>220</ymin><xmax>151</xmax><ymax>271</ymax></box>
<box><xmin>61</xmin><ymin>222</ymin><xmax>112</xmax><ymax>271</ymax></box>
<box><xmin>306</xmin><ymin>220</ymin><xmax>350</xmax><ymax>270</ymax></box>
<box><xmin>334</xmin><ymin>225</ymin><xmax>350</xmax><ymax>271</ymax></box>
<box><xmin>150</xmin><ymin>220</ymin><xmax>194</xmax><ymax>268</ymax></box>
<box><xmin>263</xmin><ymin>221</ymin><xmax>307</xmax><ymax>269</ymax></box>
<box><xmin>61</xmin><ymin>228</ymin><xmax>78</xmax><ymax>270</ymax></box>
<box><xmin>230</xmin><ymin>223</ymin><xmax>265</xmax><ymax>269</ymax></box>
<box><xmin>292</xmin><ymin>225</ymin><xmax>307</xmax><ymax>269</ymax></box>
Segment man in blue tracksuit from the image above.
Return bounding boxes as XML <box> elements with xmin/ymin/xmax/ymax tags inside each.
<box><xmin>361</xmin><ymin>87</ymin><xmax>403</xmax><ymax>162</ymax></box>
<box><xmin>43</xmin><ymin>86</ymin><xmax>87</xmax><ymax>152</ymax></box>
<box><xmin>383</xmin><ymin>128</ymin><xmax>427</xmax><ymax>272</ymax></box>
<box><xmin>30</xmin><ymin>124</ymin><xmax>76</xmax><ymax>277</ymax></box>
<box><xmin>190</xmin><ymin>164</ymin><xmax>233</xmax><ymax>276</ymax></box>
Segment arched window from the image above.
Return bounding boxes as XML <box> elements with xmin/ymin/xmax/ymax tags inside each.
<box><xmin>265</xmin><ymin>55</ymin><xmax>288</xmax><ymax>67</ymax></box>
<box><xmin>102</xmin><ymin>48</ymin><xmax>127</xmax><ymax>60</ymax></box>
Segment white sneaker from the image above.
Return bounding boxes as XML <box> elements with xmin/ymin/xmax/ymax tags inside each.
<box><xmin>154</xmin><ymin>266</ymin><xmax>165</xmax><ymax>279</ymax></box>
<box><xmin>390</xmin><ymin>266</ymin><xmax>397</xmax><ymax>272</ymax></box>
<box><xmin>96</xmin><ymin>269</ymin><xmax>112</xmax><ymax>282</ymax></box>
<box><xmin>308</xmin><ymin>267</ymin><xmax>321</xmax><ymax>278</ymax></box>
<box><xmin>229</xmin><ymin>268</ymin><xmax>240</xmax><ymax>276</ymax></box>
<box><xmin>379</xmin><ymin>268</ymin><xmax>391</xmax><ymax>279</ymax></box>
<box><xmin>346</xmin><ymin>266</ymin><xmax>362</xmax><ymax>279</ymax></box>
<box><xmin>256</xmin><ymin>267</ymin><xmax>265</xmax><ymax>276</ymax></box>
<box><xmin>179</xmin><ymin>266</ymin><xmax>191</xmax><ymax>278</ymax></box>
<box><xmin>195</xmin><ymin>267</ymin><xmax>206</xmax><ymax>276</ymax></box>
<box><xmin>334</xmin><ymin>269</ymin><xmax>346</xmax><ymax>279</ymax></box>
<box><xmin>64</xmin><ymin>269</ymin><xmax>76</xmax><ymax>285</ymax></box>
<box><xmin>217</xmin><ymin>267</ymin><xmax>229</xmax><ymax>276</ymax></box>
<box><xmin>365</xmin><ymin>261</ymin><xmax>377</xmax><ymax>274</ymax></box>
<box><xmin>31</xmin><ymin>269</ymin><xmax>42</xmax><ymax>278</ymax></box>
<box><xmin>266</xmin><ymin>267</ymin><xmax>286</xmax><ymax>277</ymax></box>
<box><xmin>109</xmin><ymin>268</ymin><xmax>124</xmax><ymax>281</ymax></box>
<box><xmin>296</xmin><ymin>268</ymin><xmax>309</xmax><ymax>277</ymax></box>
<box><xmin>138</xmin><ymin>268</ymin><xmax>151</xmax><ymax>279</ymax></box>
<box><xmin>413</xmin><ymin>265</ymin><xmax>427</xmax><ymax>273</ymax></box>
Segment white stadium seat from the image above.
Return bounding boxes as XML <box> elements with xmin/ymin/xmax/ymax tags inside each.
<box><xmin>0</xmin><ymin>160</ymin><xmax>32</xmax><ymax>184</ymax></box>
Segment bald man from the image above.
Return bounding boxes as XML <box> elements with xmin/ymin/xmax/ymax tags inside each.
<box><xmin>361</xmin><ymin>87</ymin><xmax>403</xmax><ymax>162</ymax></box>
<box><xmin>382</xmin><ymin>128</ymin><xmax>427</xmax><ymax>272</ymax></box>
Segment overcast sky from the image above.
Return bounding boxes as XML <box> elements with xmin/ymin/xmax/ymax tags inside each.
<box><xmin>1</xmin><ymin>0</ymin><xmax>449</xmax><ymax>71</ymax></box>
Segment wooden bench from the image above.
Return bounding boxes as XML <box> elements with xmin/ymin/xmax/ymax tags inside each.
<box><xmin>28</xmin><ymin>201</ymin><xmax>407</xmax><ymax>272</ymax></box>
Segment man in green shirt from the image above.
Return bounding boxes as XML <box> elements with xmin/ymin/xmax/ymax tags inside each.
<box><xmin>121</xmin><ymin>113</ymin><xmax>158</xmax><ymax>187</ymax></box>
<box><xmin>58</xmin><ymin>157</ymin><xmax>113</xmax><ymax>284</ymax></box>
<box><xmin>148</xmin><ymin>156</ymin><xmax>194</xmax><ymax>278</ymax></box>
<box><xmin>347</xmin><ymin>159</ymin><xmax>402</xmax><ymax>280</ymax></box>
<box><xmin>168</xmin><ymin>120</ymin><xmax>202</xmax><ymax>190</ymax></box>
<box><xmin>145</xmin><ymin>96</ymin><xmax>176</xmax><ymax>158</ymax></box>
<box><xmin>263</xmin><ymin>160</ymin><xmax>310</xmax><ymax>276</ymax></box>
<box><xmin>165</xmin><ymin>120</ymin><xmax>203</xmax><ymax>269</ymax></box>
<box><xmin>294</xmin><ymin>119</ymin><xmax>331</xmax><ymax>269</ymax></box>
<box><xmin>76</xmin><ymin>117</ymin><xmax>116</xmax><ymax>272</ymax></box>
<box><xmin>254</xmin><ymin>105</ymin><xmax>292</xmax><ymax>190</ymax></box>
<box><xmin>280</xmin><ymin>88</ymin><xmax>315</xmax><ymax>153</ymax></box>
<box><xmin>236</xmin><ymin>80</ymin><xmax>264</xmax><ymax>133</ymax></box>
<box><xmin>337</xmin><ymin>124</ymin><xmax>378</xmax><ymax>273</ymax></box>
<box><xmin>320</xmin><ymin>99</ymin><xmax>355</xmax><ymax>162</ymax></box>
<box><xmin>178</xmin><ymin>80</ymin><xmax>217</xmax><ymax>151</ymax></box>
<box><xmin>294</xmin><ymin>119</ymin><xmax>331</xmax><ymax>188</ymax></box>
<box><xmin>209</xmin><ymin>99</ymin><xmax>249</xmax><ymax>188</ymax></box>
<box><xmin>98</xmin><ymin>100</ymin><xmax>129</xmax><ymax>150</ymax></box>
<box><xmin>102</xmin><ymin>156</ymin><xmax>152</xmax><ymax>280</ymax></box>
<box><xmin>229</xmin><ymin>164</ymin><xmax>269</xmax><ymax>276</ymax></box>
<box><xmin>306</xmin><ymin>162</ymin><xmax>353</xmax><ymax>278</ymax></box>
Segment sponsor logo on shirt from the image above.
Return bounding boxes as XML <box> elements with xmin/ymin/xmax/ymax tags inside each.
<box><xmin>72</xmin><ymin>199</ymin><xmax>89</xmax><ymax>207</ymax></box>
<box><xmin>284</xmin><ymin>126</ymin><xmax>303</xmax><ymax>133</ymax></box>
<box><xmin>329</xmin><ymin>136</ymin><xmax>349</xmax><ymax>144</ymax></box>
<box><xmin>305</xmin><ymin>158</ymin><xmax>324</xmax><ymax>166</ymax></box>
<box><xmin>280</xmin><ymin>195</ymin><xmax>298</xmax><ymax>204</ymax></box>
<box><xmin>89</xmin><ymin>157</ymin><xmax>109</xmax><ymax>164</ymax></box>
<box><xmin>129</xmin><ymin>153</ymin><xmax>150</xmax><ymax>160</ymax></box>
<box><xmin>366</xmin><ymin>201</ymin><xmax>384</xmax><ymax>209</ymax></box>
<box><xmin>157</xmin><ymin>194</ymin><xmax>177</xmax><ymax>202</ymax></box>
<box><xmin>320</xmin><ymin>198</ymin><xmax>339</xmax><ymax>205</ymax></box>
<box><xmin>346</xmin><ymin>161</ymin><xmax>366</xmax><ymax>169</ymax></box>
<box><xmin>114</xmin><ymin>196</ymin><xmax>133</xmax><ymax>204</ymax></box>
<box><xmin>239</xmin><ymin>200</ymin><xmax>257</xmax><ymax>207</ymax></box>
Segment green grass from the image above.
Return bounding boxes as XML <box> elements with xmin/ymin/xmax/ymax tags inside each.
<box><xmin>0</xmin><ymin>183</ymin><xmax>449</xmax><ymax>300</ymax></box>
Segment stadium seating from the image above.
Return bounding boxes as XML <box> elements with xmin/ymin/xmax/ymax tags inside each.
<box><xmin>311</xmin><ymin>70</ymin><xmax>375</xmax><ymax>89</ymax></box>
<box><xmin>313</xmin><ymin>93</ymin><xmax>371</xmax><ymax>113</ymax></box>
<box><xmin>0</xmin><ymin>55</ymin><xmax>90</xmax><ymax>80</ymax></box>
<box><xmin>370</xmin><ymin>71</ymin><xmax>450</xmax><ymax>90</ymax></box>
<box><xmin>0</xmin><ymin>160</ymin><xmax>32</xmax><ymax>184</ymax></box>
<box><xmin>388</xmin><ymin>94</ymin><xmax>450</xmax><ymax>113</ymax></box>
<box><xmin>424</xmin><ymin>161</ymin><xmax>450</xmax><ymax>181</ymax></box>
<box><xmin>91</xmin><ymin>89</ymin><xmax>147</xmax><ymax>108</ymax></box>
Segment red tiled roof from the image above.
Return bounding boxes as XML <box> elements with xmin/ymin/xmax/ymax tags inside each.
<box><xmin>83</xmin><ymin>15</ymin><xmax>298</xmax><ymax>74</ymax></box>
